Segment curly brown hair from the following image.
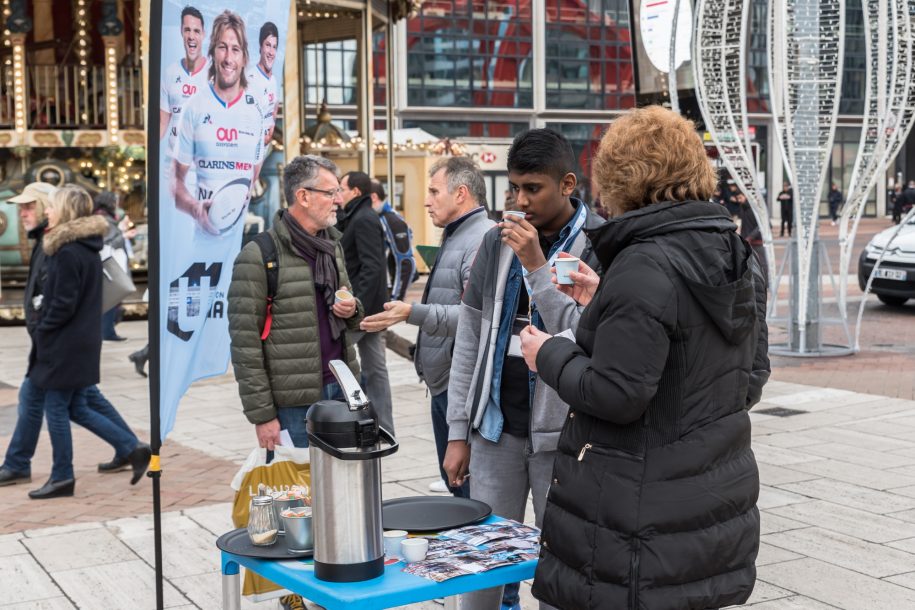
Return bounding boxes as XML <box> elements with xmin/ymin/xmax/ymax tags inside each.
<box><xmin>593</xmin><ymin>106</ymin><xmax>717</xmax><ymax>216</ymax></box>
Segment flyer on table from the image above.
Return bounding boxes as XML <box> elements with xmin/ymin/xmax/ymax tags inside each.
<box><xmin>153</xmin><ymin>0</ymin><xmax>291</xmax><ymax>440</ymax></box>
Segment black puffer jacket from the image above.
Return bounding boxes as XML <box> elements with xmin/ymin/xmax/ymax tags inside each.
<box><xmin>532</xmin><ymin>200</ymin><xmax>769</xmax><ymax>610</ymax></box>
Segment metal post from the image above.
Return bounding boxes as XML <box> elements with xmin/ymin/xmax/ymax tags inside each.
<box><xmin>385</xmin><ymin>12</ymin><xmax>395</xmax><ymax>202</ymax></box>
<box><xmin>361</xmin><ymin>3</ymin><xmax>374</xmax><ymax>176</ymax></box>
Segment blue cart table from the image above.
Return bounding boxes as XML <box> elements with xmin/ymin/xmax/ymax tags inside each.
<box><xmin>219</xmin><ymin>516</ymin><xmax>538</xmax><ymax>610</ymax></box>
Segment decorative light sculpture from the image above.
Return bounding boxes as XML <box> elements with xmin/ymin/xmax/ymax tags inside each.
<box><xmin>694</xmin><ymin>0</ymin><xmax>776</xmax><ymax>300</ymax></box>
<box><xmin>767</xmin><ymin>0</ymin><xmax>845</xmax><ymax>354</ymax></box>
<box><xmin>837</xmin><ymin>0</ymin><xmax>915</xmax><ymax>313</ymax></box>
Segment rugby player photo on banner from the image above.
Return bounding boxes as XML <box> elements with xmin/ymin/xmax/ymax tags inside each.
<box><xmin>154</xmin><ymin>0</ymin><xmax>290</xmax><ymax>440</ymax></box>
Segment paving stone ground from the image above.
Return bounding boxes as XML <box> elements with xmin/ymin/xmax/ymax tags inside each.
<box><xmin>2</xmin><ymin>217</ymin><xmax>915</xmax><ymax>608</ymax></box>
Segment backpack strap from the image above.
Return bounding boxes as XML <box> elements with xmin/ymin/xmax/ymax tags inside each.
<box><xmin>252</xmin><ymin>231</ymin><xmax>279</xmax><ymax>340</ymax></box>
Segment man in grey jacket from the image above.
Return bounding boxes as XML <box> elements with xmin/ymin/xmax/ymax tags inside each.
<box><xmin>443</xmin><ymin>129</ymin><xmax>604</xmax><ymax>610</ymax></box>
<box><xmin>361</xmin><ymin>157</ymin><xmax>493</xmax><ymax>497</ymax></box>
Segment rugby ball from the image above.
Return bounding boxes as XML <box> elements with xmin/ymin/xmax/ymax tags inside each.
<box><xmin>207</xmin><ymin>178</ymin><xmax>251</xmax><ymax>234</ymax></box>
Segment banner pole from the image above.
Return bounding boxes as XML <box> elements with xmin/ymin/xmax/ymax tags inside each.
<box><xmin>145</xmin><ymin>1</ymin><xmax>164</xmax><ymax>609</ymax></box>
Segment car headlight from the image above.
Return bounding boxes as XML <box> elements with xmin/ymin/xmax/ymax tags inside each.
<box><xmin>865</xmin><ymin>242</ymin><xmax>883</xmax><ymax>257</ymax></box>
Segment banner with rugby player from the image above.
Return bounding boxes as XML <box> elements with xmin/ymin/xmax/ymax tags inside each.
<box><xmin>153</xmin><ymin>0</ymin><xmax>290</xmax><ymax>440</ymax></box>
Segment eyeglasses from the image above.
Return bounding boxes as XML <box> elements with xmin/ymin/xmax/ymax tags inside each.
<box><xmin>302</xmin><ymin>186</ymin><xmax>344</xmax><ymax>199</ymax></box>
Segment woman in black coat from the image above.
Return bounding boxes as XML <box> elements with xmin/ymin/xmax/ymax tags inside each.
<box><xmin>28</xmin><ymin>185</ymin><xmax>149</xmax><ymax>500</ymax></box>
<box><xmin>521</xmin><ymin>106</ymin><xmax>769</xmax><ymax>609</ymax></box>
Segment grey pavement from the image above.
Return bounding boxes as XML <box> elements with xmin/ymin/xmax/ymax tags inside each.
<box><xmin>3</xmin><ymin>320</ymin><xmax>915</xmax><ymax>608</ymax></box>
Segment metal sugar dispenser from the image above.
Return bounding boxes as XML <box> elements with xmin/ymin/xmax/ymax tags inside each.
<box><xmin>306</xmin><ymin>360</ymin><xmax>398</xmax><ymax>582</ymax></box>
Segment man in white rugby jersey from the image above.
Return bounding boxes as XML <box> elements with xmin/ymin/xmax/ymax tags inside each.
<box><xmin>159</xmin><ymin>6</ymin><xmax>208</xmax><ymax>152</ymax></box>
<box><xmin>246</xmin><ymin>21</ymin><xmax>279</xmax><ymax>145</ymax></box>
<box><xmin>171</xmin><ymin>9</ymin><xmax>264</xmax><ymax>235</ymax></box>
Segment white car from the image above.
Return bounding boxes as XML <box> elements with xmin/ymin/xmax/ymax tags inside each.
<box><xmin>858</xmin><ymin>220</ymin><xmax>915</xmax><ymax>306</ymax></box>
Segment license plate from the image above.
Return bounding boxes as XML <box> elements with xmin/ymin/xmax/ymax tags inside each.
<box><xmin>874</xmin><ymin>268</ymin><xmax>907</xmax><ymax>281</ymax></box>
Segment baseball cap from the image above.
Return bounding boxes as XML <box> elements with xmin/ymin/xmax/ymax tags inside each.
<box><xmin>8</xmin><ymin>182</ymin><xmax>58</xmax><ymax>206</ymax></box>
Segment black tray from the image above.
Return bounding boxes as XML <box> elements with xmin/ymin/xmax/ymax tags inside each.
<box><xmin>382</xmin><ymin>496</ymin><xmax>491</xmax><ymax>532</ymax></box>
<box><xmin>216</xmin><ymin>528</ymin><xmax>313</xmax><ymax>559</ymax></box>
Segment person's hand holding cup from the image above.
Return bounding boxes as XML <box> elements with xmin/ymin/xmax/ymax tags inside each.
<box><xmin>332</xmin><ymin>287</ymin><xmax>357</xmax><ymax>319</ymax></box>
<box><xmin>551</xmin><ymin>252</ymin><xmax>600</xmax><ymax>307</ymax></box>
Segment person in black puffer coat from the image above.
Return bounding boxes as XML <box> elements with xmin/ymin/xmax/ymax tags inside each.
<box><xmin>520</xmin><ymin>106</ymin><xmax>769</xmax><ymax>610</ymax></box>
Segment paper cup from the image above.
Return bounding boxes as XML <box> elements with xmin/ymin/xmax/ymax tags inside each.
<box><xmin>334</xmin><ymin>289</ymin><xmax>353</xmax><ymax>303</ymax></box>
<box><xmin>503</xmin><ymin>210</ymin><xmax>526</xmax><ymax>222</ymax></box>
<box><xmin>383</xmin><ymin>530</ymin><xmax>408</xmax><ymax>559</ymax></box>
<box><xmin>554</xmin><ymin>257</ymin><xmax>580</xmax><ymax>285</ymax></box>
<box><xmin>400</xmin><ymin>537</ymin><xmax>429</xmax><ymax>563</ymax></box>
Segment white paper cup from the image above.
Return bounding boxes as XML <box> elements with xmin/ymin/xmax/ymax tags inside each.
<box><xmin>554</xmin><ymin>257</ymin><xmax>580</xmax><ymax>285</ymax></box>
<box><xmin>383</xmin><ymin>530</ymin><xmax>408</xmax><ymax>559</ymax></box>
<box><xmin>503</xmin><ymin>210</ymin><xmax>526</xmax><ymax>222</ymax></box>
<box><xmin>335</xmin><ymin>289</ymin><xmax>353</xmax><ymax>303</ymax></box>
<box><xmin>400</xmin><ymin>537</ymin><xmax>429</xmax><ymax>563</ymax></box>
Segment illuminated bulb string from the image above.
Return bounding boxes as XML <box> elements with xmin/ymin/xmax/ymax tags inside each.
<box><xmin>75</xmin><ymin>0</ymin><xmax>91</xmax><ymax>122</ymax></box>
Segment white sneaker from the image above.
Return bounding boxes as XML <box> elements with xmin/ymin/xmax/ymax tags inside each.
<box><xmin>428</xmin><ymin>479</ymin><xmax>449</xmax><ymax>493</ymax></box>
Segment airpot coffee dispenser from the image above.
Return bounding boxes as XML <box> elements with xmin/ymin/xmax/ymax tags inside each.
<box><xmin>306</xmin><ymin>360</ymin><xmax>398</xmax><ymax>582</ymax></box>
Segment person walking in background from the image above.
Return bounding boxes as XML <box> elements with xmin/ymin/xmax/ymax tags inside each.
<box><xmin>444</xmin><ymin>129</ymin><xmax>604</xmax><ymax>610</ymax></box>
<box><xmin>361</xmin><ymin>157</ymin><xmax>494</xmax><ymax>498</ymax></box>
<box><xmin>520</xmin><ymin>106</ymin><xmax>768</xmax><ymax>610</ymax></box>
<box><xmin>891</xmin><ymin>184</ymin><xmax>904</xmax><ymax>224</ymax></box>
<box><xmin>0</xmin><ymin>182</ymin><xmax>58</xmax><ymax>487</ymax></box>
<box><xmin>28</xmin><ymin>185</ymin><xmax>150</xmax><ymax>499</ymax></box>
<box><xmin>94</xmin><ymin>191</ymin><xmax>129</xmax><ymax>341</ymax></box>
<box><xmin>369</xmin><ymin>179</ymin><xmax>416</xmax><ymax>302</ymax></box>
<box><xmin>828</xmin><ymin>182</ymin><xmax>843</xmax><ymax>225</ymax></box>
<box><xmin>777</xmin><ymin>181</ymin><xmax>794</xmax><ymax>237</ymax></box>
<box><xmin>338</xmin><ymin>171</ymin><xmax>395</xmax><ymax>434</ymax></box>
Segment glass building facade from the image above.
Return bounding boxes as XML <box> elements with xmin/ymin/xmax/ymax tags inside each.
<box><xmin>301</xmin><ymin>0</ymin><xmax>898</xmax><ymax>216</ymax></box>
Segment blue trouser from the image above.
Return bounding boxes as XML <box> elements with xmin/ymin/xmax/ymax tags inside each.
<box><xmin>45</xmin><ymin>386</ymin><xmax>137</xmax><ymax>481</ymax></box>
<box><xmin>2</xmin><ymin>377</ymin><xmax>45</xmax><ymax>475</ymax></box>
<box><xmin>102</xmin><ymin>306</ymin><xmax>119</xmax><ymax>339</ymax></box>
<box><xmin>83</xmin><ymin>385</ymin><xmax>137</xmax><ymax>457</ymax></box>
<box><xmin>268</xmin><ymin>382</ymin><xmax>344</xmax><ymax>461</ymax></box>
<box><xmin>430</xmin><ymin>391</ymin><xmax>469</xmax><ymax>498</ymax></box>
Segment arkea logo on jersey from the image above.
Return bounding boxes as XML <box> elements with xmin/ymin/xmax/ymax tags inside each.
<box><xmin>216</xmin><ymin>127</ymin><xmax>238</xmax><ymax>142</ymax></box>
<box><xmin>182</xmin><ymin>84</ymin><xmax>197</xmax><ymax>96</ymax></box>
<box><xmin>197</xmin><ymin>159</ymin><xmax>254</xmax><ymax>171</ymax></box>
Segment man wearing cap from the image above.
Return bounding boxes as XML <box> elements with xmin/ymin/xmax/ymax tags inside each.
<box><xmin>0</xmin><ymin>183</ymin><xmax>57</xmax><ymax>485</ymax></box>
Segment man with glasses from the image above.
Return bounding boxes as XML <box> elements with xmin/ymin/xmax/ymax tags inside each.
<box><xmin>228</xmin><ymin>155</ymin><xmax>362</xmax><ymax>452</ymax></box>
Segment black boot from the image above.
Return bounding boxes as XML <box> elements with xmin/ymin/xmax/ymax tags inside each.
<box><xmin>0</xmin><ymin>466</ymin><xmax>31</xmax><ymax>487</ymax></box>
<box><xmin>98</xmin><ymin>454</ymin><xmax>131</xmax><ymax>473</ymax></box>
<box><xmin>29</xmin><ymin>477</ymin><xmax>75</xmax><ymax>499</ymax></box>
<box><xmin>128</xmin><ymin>443</ymin><xmax>152</xmax><ymax>485</ymax></box>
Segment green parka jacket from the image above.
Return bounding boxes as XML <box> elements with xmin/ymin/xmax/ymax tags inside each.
<box><xmin>228</xmin><ymin>210</ymin><xmax>362</xmax><ymax>425</ymax></box>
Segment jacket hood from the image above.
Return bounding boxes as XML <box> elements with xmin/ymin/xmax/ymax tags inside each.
<box><xmin>589</xmin><ymin>200</ymin><xmax>756</xmax><ymax>344</ymax></box>
<box><xmin>42</xmin><ymin>215</ymin><xmax>108</xmax><ymax>256</ymax></box>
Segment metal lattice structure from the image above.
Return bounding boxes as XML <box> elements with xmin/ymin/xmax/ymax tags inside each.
<box><xmin>838</xmin><ymin>0</ymin><xmax>915</xmax><ymax>313</ymax></box>
<box><xmin>694</xmin><ymin>0</ymin><xmax>776</xmax><ymax>302</ymax></box>
<box><xmin>767</xmin><ymin>0</ymin><xmax>845</xmax><ymax>353</ymax></box>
